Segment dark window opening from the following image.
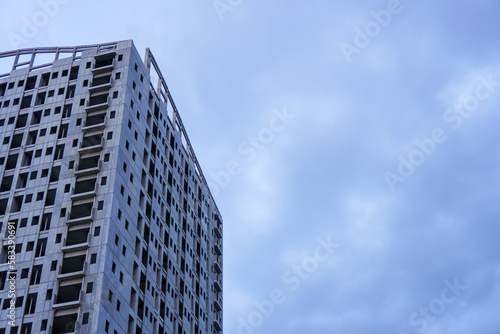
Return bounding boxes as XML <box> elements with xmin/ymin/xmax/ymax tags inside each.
<box><xmin>94</xmin><ymin>54</ymin><xmax>114</xmax><ymax>68</ymax></box>
<box><xmin>66</xmin><ymin>228</ymin><xmax>90</xmax><ymax>246</ymax></box>
<box><xmin>1</xmin><ymin>175</ymin><xmax>13</xmax><ymax>192</ymax></box>
<box><xmin>15</xmin><ymin>114</ymin><xmax>28</xmax><ymax>128</ymax></box>
<box><xmin>61</xmin><ymin>254</ymin><xmax>85</xmax><ymax>274</ymax></box>
<box><xmin>77</xmin><ymin>155</ymin><xmax>99</xmax><ymax>170</ymax></box>
<box><xmin>88</xmin><ymin>93</ymin><xmax>108</xmax><ymax>106</ymax></box>
<box><xmin>35</xmin><ymin>92</ymin><xmax>46</xmax><ymax>106</ymax></box>
<box><xmin>74</xmin><ymin>178</ymin><xmax>96</xmax><ymax>194</ymax></box>
<box><xmin>56</xmin><ymin>282</ymin><xmax>82</xmax><ymax>303</ymax></box>
<box><xmin>29</xmin><ymin>265</ymin><xmax>42</xmax><ymax>285</ymax></box>
<box><xmin>20</xmin><ymin>95</ymin><xmax>32</xmax><ymax>109</ymax></box>
<box><xmin>66</xmin><ymin>85</ymin><xmax>75</xmax><ymax>99</ymax></box>
<box><xmin>5</xmin><ymin>154</ymin><xmax>18</xmax><ymax>170</ymax></box>
<box><xmin>70</xmin><ymin>202</ymin><xmax>93</xmax><ymax>219</ymax></box>
<box><xmin>40</xmin><ymin>73</ymin><xmax>50</xmax><ymax>87</ymax></box>
<box><xmin>69</xmin><ymin>66</ymin><xmax>79</xmax><ymax>80</ymax></box>
<box><xmin>45</xmin><ymin>189</ymin><xmax>56</xmax><ymax>206</ymax></box>
<box><xmin>85</xmin><ymin>112</ymin><xmax>105</xmax><ymax>126</ymax></box>
<box><xmin>53</xmin><ymin>314</ymin><xmax>77</xmax><ymax>333</ymax></box>
<box><xmin>91</xmin><ymin>74</ymin><xmax>111</xmax><ymax>87</ymax></box>
<box><xmin>26</xmin><ymin>76</ymin><xmax>37</xmax><ymax>90</ymax></box>
<box><xmin>81</xmin><ymin>134</ymin><xmax>102</xmax><ymax>148</ymax></box>
<box><xmin>10</xmin><ymin>134</ymin><xmax>23</xmax><ymax>149</ymax></box>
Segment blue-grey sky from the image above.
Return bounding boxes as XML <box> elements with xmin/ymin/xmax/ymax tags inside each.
<box><xmin>2</xmin><ymin>1</ymin><xmax>500</xmax><ymax>333</ymax></box>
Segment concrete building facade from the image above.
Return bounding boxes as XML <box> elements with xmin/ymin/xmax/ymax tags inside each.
<box><xmin>0</xmin><ymin>40</ymin><xmax>222</xmax><ymax>334</ymax></box>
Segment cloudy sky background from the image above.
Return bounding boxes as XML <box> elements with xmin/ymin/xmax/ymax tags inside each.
<box><xmin>1</xmin><ymin>0</ymin><xmax>500</xmax><ymax>333</ymax></box>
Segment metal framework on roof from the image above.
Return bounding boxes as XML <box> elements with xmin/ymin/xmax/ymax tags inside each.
<box><xmin>0</xmin><ymin>42</ymin><xmax>119</xmax><ymax>78</ymax></box>
<box><xmin>0</xmin><ymin>41</ymin><xmax>216</xmax><ymax>207</ymax></box>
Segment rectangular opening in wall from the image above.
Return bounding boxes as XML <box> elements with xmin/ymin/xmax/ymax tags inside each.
<box><xmin>20</xmin><ymin>95</ymin><xmax>32</xmax><ymax>109</ymax></box>
<box><xmin>0</xmin><ymin>198</ymin><xmax>8</xmax><ymax>215</ymax></box>
<box><xmin>69</xmin><ymin>66</ymin><xmax>79</xmax><ymax>80</ymax></box>
<box><xmin>16</xmin><ymin>173</ymin><xmax>28</xmax><ymax>189</ymax></box>
<box><xmin>0</xmin><ymin>83</ymin><xmax>7</xmax><ymax>97</ymax></box>
<box><xmin>52</xmin><ymin>313</ymin><xmax>77</xmax><ymax>333</ymax></box>
<box><xmin>35</xmin><ymin>92</ymin><xmax>46</xmax><ymax>106</ymax></box>
<box><xmin>45</xmin><ymin>189</ymin><xmax>56</xmax><ymax>206</ymax></box>
<box><xmin>15</xmin><ymin>114</ymin><xmax>28</xmax><ymax>128</ymax></box>
<box><xmin>29</xmin><ymin>265</ymin><xmax>42</xmax><ymax>285</ymax></box>
<box><xmin>74</xmin><ymin>178</ymin><xmax>96</xmax><ymax>194</ymax></box>
<box><xmin>10</xmin><ymin>133</ymin><xmax>23</xmax><ymax>149</ymax></box>
<box><xmin>85</xmin><ymin>112</ymin><xmax>105</xmax><ymax>127</ymax></box>
<box><xmin>10</xmin><ymin>195</ymin><xmax>23</xmax><ymax>212</ymax></box>
<box><xmin>56</xmin><ymin>282</ymin><xmax>82</xmax><ymax>303</ymax></box>
<box><xmin>77</xmin><ymin>155</ymin><xmax>99</xmax><ymax>171</ymax></box>
<box><xmin>25</xmin><ymin>76</ymin><xmax>37</xmax><ymax>90</ymax></box>
<box><xmin>70</xmin><ymin>202</ymin><xmax>93</xmax><ymax>219</ymax></box>
<box><xmin>94</xmin><ymin>53</ymin><xmax>115</xmax><ymax>69</ymax></box>
<box><xmin>91</xmin><ymin>74</ymin><xmax>111</xmax><ymax>87</ymax></box>
<box><xmin>39</xmin><ymin>73</ymin><xmax>50</xmax><ymax>87</ymax></box>
<box><xmin>66</xmin><ymin>228</ymin><xmax>89</xmax><ymax>246</ymax></box>
<box><xmin>66</xmin><ymin>85</ymin><xmax>75</xmax><ymax>99</ymax></box>
<box><xmin>35</xmin><ymin>238</ymin><xmax>47</xmax><ymax>257</ymax></box>
<box><xmin>61</xmin><ymin>254</ymin><xmax>85</xmax><ymax>274</ymax></box>
<box><xmin>31</xmin><ymin>111</ymin><xmax>41</xmax><ymax>125</ymax></box>
<box><xmin>1</xmin><ymin>176</ymin><xmax>13</xmax><ymax>192</ymax></box>
<box><xmin>88</xmin><ymin>93</ymin><xmax>108</xmax><ymax>106</ymax></box>
<box><xmin>81</xmin><ymin>134</ymin><xmax>102</xmax><ymax>148</ymax></box>
<box><xmin>50</xmin><ymin>166</ymin><xmax>60</xmax><ymax>182</ymax></box>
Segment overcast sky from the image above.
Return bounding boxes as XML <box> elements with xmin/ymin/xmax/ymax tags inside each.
<box><xmin>1</xmin><ymin>1</ymin><xmax>500</xmax><ymax>333</ymax></box>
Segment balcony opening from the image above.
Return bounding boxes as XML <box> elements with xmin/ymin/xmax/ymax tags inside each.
<box><xmin>81</xmin><ymin>134</ymin><xmax>102</xmax><ymax>148</ymax></box>
<box><xmin>91</xmin><ymin>74</ymin><xmax>111</xmax><ymax>87</ymax></box>
<box><xmin>56</xmin><ymin>282</ymin><xmax>82</xmax><ymax>303</ymax></box>
<box><xmin>88</xmin><ymin>93</ymin><xmax>108</xmax><ymax>106</ymax></box>
<box><xmin>66</xmin><ymin>228</ymin><xmax>89</xmax><ymax>246</ymax></box>
<box><xmin>85</xmin><ymin>112</ymin><xmax>105</xmax><ymax>127</ymax></box>
<box><xmin>77</xmin><ymin>155</ymin><xmax>99</xmax><ymax>170</ymax></box>
<box><xmin>61</xmin><ymin>254</ymin><xmax>85</xmax><ymax>274</ymax></box>
<box><xmin>74</xmin><ymin>178</ymin><xmax>96</xmax><ymax>194</ymax></box>
<box><xmin>94</xmin><ymin>55</ymin><xmax>114</xmax><ymax>68</ymax></box>
<box><xmin>52</xmin><ymin>313</ymin><xmax>77</xmax><ymax>333</ymax></box>
<box><xmin>70</xmin><ymin>202</ymin><xmax>93</xmax><ymax>219</ymax></box>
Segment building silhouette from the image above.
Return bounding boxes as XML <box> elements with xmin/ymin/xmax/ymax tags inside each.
<box><xmin>0</xmin><ymin>40</ymin><xmax>222</xmax><ymax>334</ymax></box>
